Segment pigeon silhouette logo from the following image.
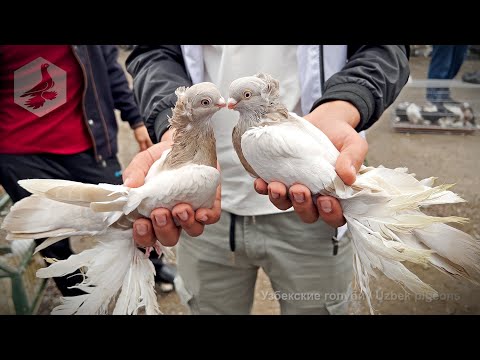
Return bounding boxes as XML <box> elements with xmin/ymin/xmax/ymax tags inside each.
<box><xmin>14</xmin><ymin>57</ymin><xmax>67</xmax><ymax>117</ymax></box>
<box><xmin>20</xmin><ymin>63</ymin><xmax>57</xmax><ymax>109</ymax></box>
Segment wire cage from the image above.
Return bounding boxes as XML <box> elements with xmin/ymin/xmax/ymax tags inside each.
<box><xmin>391</xmin><ymin>79</ymin><xmax>480</xmax><ymax>135</ymax></box>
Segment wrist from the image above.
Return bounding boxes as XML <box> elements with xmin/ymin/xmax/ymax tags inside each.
<box><xmin>131</xmin><ymin>121</ymin><xmax>145</xmax><ymax>130</ymax></box>
<box><xmin>306</xmin><ymin>100</ymin><xmax>361</xmax><ymax>129</ymax></box>
<box><xmin>134</xmin><ymin>125</ymin><xmax>145</xmax><ymax>133</ymax></box>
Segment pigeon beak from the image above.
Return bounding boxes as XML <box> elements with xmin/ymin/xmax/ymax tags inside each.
<box><xmin>215</xmin><ymin>97</ymin><xmax>226</xmax><ymax>108</ymax></box>
<box><xmin>227</xmin><ymin>98</ymin><xmax>238</xmax><ymax>109</ymax></box>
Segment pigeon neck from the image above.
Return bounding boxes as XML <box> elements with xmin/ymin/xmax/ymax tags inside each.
<box><xmin>236</xmin><ymin>104</ymin><xmax>289</xmax><ymax>136</ymax></box>
<box><xmin>164</xmin><ymin>118</ymin><xmax>217</xmax><ymax>170</ymax></box>
<box><xmin>236</xmin><ymin>112</ymin><xmax>262</xmax><ymax>138</ymax></box>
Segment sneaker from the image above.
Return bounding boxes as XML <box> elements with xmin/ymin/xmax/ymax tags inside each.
<box><xmin>441</xmin><ymin>98</ymin><xmax>464</xmax><ymax>107</ymax></box>
<box><xmin>150</xmin><ymin>256</ymin><xmax>177</xmax><ymax>291</ymax></box>
<box><xmin>159</xmin><ymin>283</ymin><xmax>174</xmax><ymax>293</ymax></box>
<box><xmin>462</xmin><ymin>71</ymin><xmax>480</xmax><ymax>84</ymax></box>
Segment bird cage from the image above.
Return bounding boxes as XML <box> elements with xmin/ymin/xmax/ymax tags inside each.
<box><xmin>391</xmin><ymin>79</ymin><xmax>480</xmax><ymax>135</ymax></box>
<box><xmin>410</xmin><ymin>45</ymin><xmax>433</xmax><ymax>58</ymax></box>
<box><xmin>0</xmin><ymin>194</ymin><xmax>47</xmax><ymax>315</ymax></box>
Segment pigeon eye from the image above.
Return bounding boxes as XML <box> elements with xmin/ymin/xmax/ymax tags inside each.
<box><xmin>201</xmin><ymin>99</ymin><xmax>211</xmax><ymax>107</ymax></box>
<box><xmin>243</xmin><ymin>90</ymin><xmax>252</xmax><ymax>99</ymax></box>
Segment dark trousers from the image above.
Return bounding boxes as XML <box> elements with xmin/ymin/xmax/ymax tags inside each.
<box><xmin>0</xmin><ymin>149</ymin><xmax>123</xmax><ymax>296</ymax></box>
<box><xmin>427</xmin><ymin>45</ymin><xmax>469</xmax><ymax>103</ymax></box>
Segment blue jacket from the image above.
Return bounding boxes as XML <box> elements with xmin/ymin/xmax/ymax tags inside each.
<box><xmin>72</xmin><ymin>45</ymin><xmax>143</xmax><ymax>163</ymax></box>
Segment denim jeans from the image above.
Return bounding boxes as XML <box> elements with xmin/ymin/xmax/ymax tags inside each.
<box><xmin>426</xmin><ymin>45</ymin><xmax>469</xmax><ymax>103</ymax></box>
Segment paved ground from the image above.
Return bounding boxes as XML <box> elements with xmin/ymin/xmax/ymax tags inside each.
<box><xmin>2</xmin><ymin>48</ymin><xmax>479</xmax><ymax>315</ymax></box>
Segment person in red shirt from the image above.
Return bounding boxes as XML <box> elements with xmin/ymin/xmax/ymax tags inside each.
<box><xmin>0</xmin><ymin>45</ymin><xmax>155</xmax><ymax>296</ymax></box>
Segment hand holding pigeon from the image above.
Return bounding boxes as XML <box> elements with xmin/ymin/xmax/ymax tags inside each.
<box><xmin>253</xmin><ymin>99</ymin><xmax>366</xmax><ymax>227</ymax></box>
<box><xmin>228</xmin><ymin>73</ymin><xmax>480</xmax><ymax>312</ymax></box>
<box><xmin>2</xmin><ymin>82</ymin><xmax>225</xmax><ymax>314</ymax></box>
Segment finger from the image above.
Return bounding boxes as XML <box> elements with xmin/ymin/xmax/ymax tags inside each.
<box><xmin>146</xmin><ymin>137</ymin><xmax>154</xmax><ymax>148</ymax></box>
<box><xmin>336</xmin><ymin>130</ymin><xmax>368</xmax><ymax>186</ymax></box>
<box><xmin>289</xmin><ymin>184</ymin><xmax>319</xmax><ymax>224</ymax></box>
<box><xmin>268</xmin><ymin>182</ymin><xmax>292</xmax><ymax>210</ymax></box>
<box><xmin>150</xmin><ymin>208</ymin><xmax>181</xmax><ymax>247</ymax></box>
<box><xmin>254</xmin><ymin>178</ymin><xmax>269</xmax><ymax>195</ymax></box>
<box><xmin>316</xmin><ymin>195</ymin><xmax>346</xmax><ymax>228</ymax></box>
<box><xmin>123</xmin><ymin>144</ymin><xmax>166</xmax><ymax>188</ymax></box>
<box><xmin>139</xmin><ymin>141</ymin><xmax>148</xmax><ymax>152</ymax></box>
<box><xmin>133</xmin><ymin>218</ymin><xmax>156</xmax><ymax>247</ymax></box>
<box><xmin>195</xmin><ymin>185</ymin><xmax>222</xmax><ymax>225</ymax></box>
<box><xmin>172</xmin><ymin>203</ymin><xmax>205</xmax><ymax>237</ymax></box>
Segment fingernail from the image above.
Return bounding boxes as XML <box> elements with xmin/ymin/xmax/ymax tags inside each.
<box><xmin>154</xmin><ymin>214</ymin><xmax>167</xmax><ymax>226</ymax></box>
<box><xmin>351</xmin><ymin>165</ymin><xmax>357</xmax><ymax>176</ymax></box>
<box><xmin>271</xmin><ymin>192</ymin><xmax>280</xmax><ymax>199</ymax></box>
<box><xmin>320</xmin><ymin>199</ymin><xmax>332</xmax><ymax>213</ymax></box>
<box><xmin>198</xmin><ymin>215</ymin><xmax>208</xmax><ymax>222</ymax></box>
<box><xmin>178</xmin><ymin>211</ymin><xmax>188</xmax><ymax>221</ymax></box>
<box><xmin>136</xmin><ymin>224</ymin><xmax>148</xmax><ymax>236</ymax></box>
<box><xmin>124</xmin><ymin>177</ymin><xmax>133</xmax><ymax>187</ymax></box>
<box><xmin>293</xmin><ymin>193</ymin><xmax>305</xmax><ymax>203</ymax></box>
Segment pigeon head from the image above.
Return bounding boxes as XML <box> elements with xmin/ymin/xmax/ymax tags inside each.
<box><xmin>170</xmin><ymin>82</ymin><xmax>225</xmax><ymax>130</ymax></box>
<box><xmin>227</xmin><ymin>73</ymin><xmax>281</xmax><ymax>115</ymax></box>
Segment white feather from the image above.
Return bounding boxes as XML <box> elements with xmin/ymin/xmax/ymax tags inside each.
<box><xmin>4</xmin><ymin>84</ymin><xmax>223</xmax><ymax>315</ymax></box>
<box><xmin>1</xmin><ymin>196</ymin><xmax>112</xmax><ymax>251</ymax></box>
<box><xmin>4</xmin><ymin>157</ymin><xmax>218</xmax><ymax>315</ymax></box>
<box><xmin>241</xmin><ymin>112</ymin><xmax>480</xmax><ymax>314</ymax></box>
<box><xmin>38</xmin><ymin>229</ymin><xmax>160</xmax><ymax>315</ymax></box>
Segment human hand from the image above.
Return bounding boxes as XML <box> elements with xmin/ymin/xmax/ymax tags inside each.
<box><xmin>255</xmin><ymin>100</ymin><xmax>368</xmax><ymax>228</ymax></box>
<box><xmin>123</xmin><ymin>128</ymin><xmax>221</xmax><ymax>247</ymax></box>
<box><xmin>133</xmin><ymin>125</ymin><xmax>154</xmax><ymax>151</ymax></box>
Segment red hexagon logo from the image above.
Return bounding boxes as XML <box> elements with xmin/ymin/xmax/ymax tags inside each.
<box><xmin>14</xmin><ymin>57</ymin><xmax>67</xmax><ymax>117</ymax></box>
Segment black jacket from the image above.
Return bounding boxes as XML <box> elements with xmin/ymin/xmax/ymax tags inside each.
<box><xmin>126</xmin><ymin>45</ymin><xmax>410</xmax><ymax>143</ymax></box>
<box><xmin>72</xmin><ymin>45</ymin><xmax>143</xmax><ymax>162</ymax></box>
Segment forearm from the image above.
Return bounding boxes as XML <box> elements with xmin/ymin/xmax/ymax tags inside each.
<box><xmin>101</xmin><ymin>45</ymin><xmax>143</xmax><ymax>128</ymax></box>
<box><xmin>311</xmin><ymin>45</ymin><xmax>410</xmax><ymax>132</ymax></box>
<box><xmin>126</xmin><ymin>46</ymin><xmax>191</xmax><ymax>143</ymax></box>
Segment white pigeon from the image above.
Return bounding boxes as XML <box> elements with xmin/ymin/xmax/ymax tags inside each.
<box><xmin>405</xmin><ymin>103</ymin><xmax>424</xmax><ymax>125</ymax></box>
<box><xmin>228</xmin><ymin>73</ymin><xmax>480</xmax><ymax>313</ymax></box>
<box><xmin>2</xmin><ymin>82</ymin><xmax>225</xmax><ymax>315</ymax></box>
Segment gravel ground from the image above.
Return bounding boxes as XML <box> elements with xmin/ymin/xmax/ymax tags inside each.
<box><xmin>2</xmin><ymin>49</ymin><xmax>479</xmax><ymax>315</ymax></box>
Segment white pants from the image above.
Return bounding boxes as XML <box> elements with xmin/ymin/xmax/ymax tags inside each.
<box><xmin>175</xmin><ymin>210</ymin><xmax>353</xmax><ymax>314</ymax></box>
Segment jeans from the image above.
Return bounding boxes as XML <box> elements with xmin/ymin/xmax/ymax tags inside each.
<box><xmin>426</xmin><ymin>45</ymin><xmax>469</xmax><ymax>103</ymax></box>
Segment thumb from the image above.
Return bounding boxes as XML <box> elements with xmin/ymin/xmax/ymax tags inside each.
<box><xmin>335</xmin><ymin>131</ymin><xmax>368</xmax><ymax>186</ymax></box>
<box><xmin>123</xmin><ymin>143</ymin><xmax>167</xmax><ymax>188</ymax></box>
